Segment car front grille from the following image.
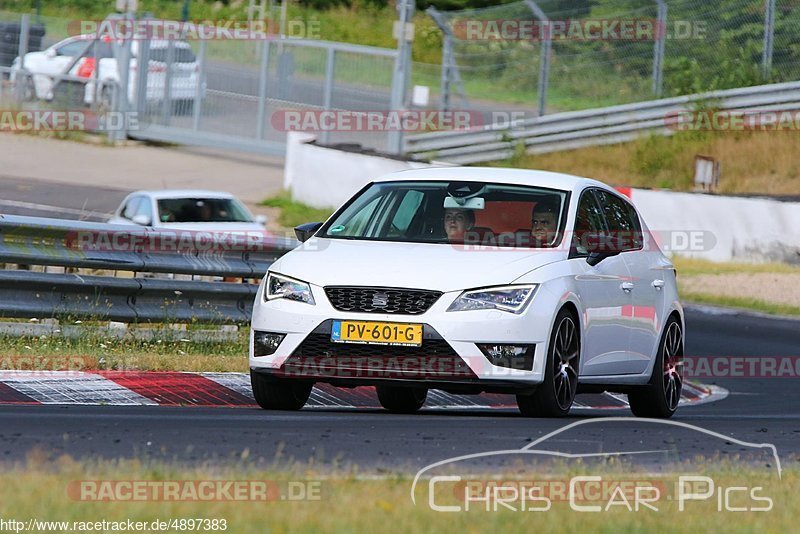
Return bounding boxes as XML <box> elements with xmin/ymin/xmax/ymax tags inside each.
<box><xmin>292</xmin><ymin>334</ymin><xmax>457</xmax><ymax>358</ymax></box>
<box><xmin>324</xmin><ymin>286</ymin><xmax>442</xmax><ymax>315</ymax></box>
<box><xmin>283</xmin><ymin>334</ymin><xmax>474</xmax><ymax>380</ymax></box>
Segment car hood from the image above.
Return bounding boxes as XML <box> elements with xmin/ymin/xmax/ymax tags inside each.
<box><xmin>273</xmin><ymin>238</ymin><xmax>566</xmax><ymax>292</ymax></box>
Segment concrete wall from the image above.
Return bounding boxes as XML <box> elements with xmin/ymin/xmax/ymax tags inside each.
<box><xmin>282</xmin><ymin>135</ymin><xmax>800</xmax><ymax>264</ymax></box>
<box><xmin>283</xmin><ymin>132</ymin><xmax>449</xmax><ymax>209</ymax></box>
<box><xmin>630</xmin><ymin>189</ymin><xmax>800</xmax><ymax>264</ymax></box>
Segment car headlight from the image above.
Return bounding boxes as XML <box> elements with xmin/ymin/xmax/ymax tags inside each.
<box><xmin>264</xmin><ymin>272</ymin><xmax>315</xmax><ymax>305</ymax></box>
<box><xmin>447</xmin><ymin>284</ymin><xmax>538</xmax><ymax>314</ymax></box>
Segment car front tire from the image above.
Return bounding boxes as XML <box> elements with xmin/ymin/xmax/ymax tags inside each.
<box><xmin>376</xmin><ymin>385</ymin><xmax>427</xmax><ymax>413</ymax></box>
<box><xmin>628</xmin><ymin>316</ymin><xmax>683</xmax><ymax>418</ymax></box>
<box><xmin>517</xmin><ymin>307</ymin><xmax>580</xmax><ymax>418</ymax></box>
<box><xmin>250</xmin><ymin>370</ymin><xmax>312</xmax><ymax>411</ymax></box>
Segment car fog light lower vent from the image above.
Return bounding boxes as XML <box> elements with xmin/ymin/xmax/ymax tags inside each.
<box><xmin>254</xmin><ymin>331</ymin><xmax>286</xmax><ymax>357</ymax></box>
<box><xmin>477</xmin><ymin>344</ymin><xmax>535</xmax><ymax>371</ymax></box>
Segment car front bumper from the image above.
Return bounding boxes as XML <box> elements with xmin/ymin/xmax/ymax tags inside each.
<box><xmin>249</xmin><ymin>283</ymin><xmax>557</xmax><ymax>391</ymax></box>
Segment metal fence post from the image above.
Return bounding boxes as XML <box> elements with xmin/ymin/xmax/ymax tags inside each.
<box><xmin>320</xmin><ymin>46</ymin><xmax>336</xmax><ymax>145</ymax></box>
<box><xmin>15</xmin><ymin>14</ymin><xmax>30</xmax><ymax>102</ymax></box>
<box><xmin>255</xmin><ymin>39</ymin><xmax>271</xmax><ymax>140</ymax></box>
<box><xmin>161</xmin><ymin>40</ymin><xmax>175</xmax><ymax>125</ymax></box>
<box><xmin>427</xmin><ymin>7</ymin><xmax>452</xmax><ymax>112</ymax></box>
<box><xmin>388</xmin><ymin>0</ymin><xmax>415</xmax><ymax>154</ymax></box>
<box><xmin>440</xmin><ymin>33</ymin><xmax>452</xmax><ymax>112</ymax></box>
<box><xmin>134</xmin><ymin>27</ymin><xmax>150</xmax><ymax>123</ymax></box>
<box><xmin>524</xmin><ymin>0</ymin><xmax>550</xmax><ymax>117</ymax></box>
<box><xmin>653</xmin><ymin>0</ymin><xmax>667</xmax><ymax>98</ymax></box>
<box><xmin>192</xmin><ymin>38</ymin><xmax>206</xmax><ymax>131</ymax></box>
<box><xmin>762</xmin><ymin>0</ymin><xmax>775</xmax><ymax>80</ymax></box>
<box><xmin>115</xmin><ymin>14</ymin><xmax>134</xmax><ymax>141</ymax></box>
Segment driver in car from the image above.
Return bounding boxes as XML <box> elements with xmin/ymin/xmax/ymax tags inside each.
<box><xmin>530</xmin><ymin>198</ymin><xmax>560</xmax><ymax>246</ymax></box>
<box><xmin>444</xmin><ymin>208</ymin><xmax>476</xmax><ymax>242</ymax></box>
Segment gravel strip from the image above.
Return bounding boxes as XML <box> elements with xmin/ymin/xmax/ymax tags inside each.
<box><xmin>680</xmin><ymin>273</ymin><xmax>800</xmax><ymax>308</ymax></box>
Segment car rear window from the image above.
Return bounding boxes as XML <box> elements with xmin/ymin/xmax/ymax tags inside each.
<box><xmin>148</xmin><ymin>46</ymin><xmax>197</xmax><ymax>64</ymax></box>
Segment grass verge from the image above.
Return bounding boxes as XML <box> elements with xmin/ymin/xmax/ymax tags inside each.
<box><xmin>260</xmin><ymin>190</ymin><xmax>335</xmax><ymax>229</ymax></box>
<box><xmin>0</xmin><ymin>458</ymin><xmax>793</xmax><ymax>532</ymax></box>
<box><xmin>490</xmin><ymin>130</ymin><xmax>800</xmax><ymax>196</ymax></box>
<box><xmin>0</xmin><ymin>331</ymin><xmax>249</xmax><ymax>372</ymax></box>
<box><xmin>671</xmin><ymin>257</ymin><xmax>800</xmax><ymax>276</ymax></box>
<box><xmin>679</xmin><ymin>292</ymin><xmax>800</xmax><ymax>317</ymax></box>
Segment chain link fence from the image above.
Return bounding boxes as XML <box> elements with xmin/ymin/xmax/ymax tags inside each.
<box><xmin>1</xmin><ymin>12</ymin><xmax>400</xmax><ymax>153</ymax></box>
<box><xmin>424</xmin><ymin>0</ymin><xmax>800</xmax><ymax>115</ymax></box>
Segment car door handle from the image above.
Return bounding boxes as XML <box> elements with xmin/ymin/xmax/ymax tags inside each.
<box><xmin>620</xmin><ymin>282</ymin><xmax>634</xmax><ymax>292</ymax></box>
<box><xmin>652</xmin><ymin>279</ymin><xmax>665</xmax><ymax>290</ymax></box>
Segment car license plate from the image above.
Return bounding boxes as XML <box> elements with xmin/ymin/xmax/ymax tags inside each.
<box><xmin>331</xmin><ymin>320</ymin><xmax>423</xmax><ymax>347</ymax></box>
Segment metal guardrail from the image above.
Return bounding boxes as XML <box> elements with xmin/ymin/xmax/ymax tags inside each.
<box><xmin>404</xmin><ymin>81</ymin><xmax>800</xmax><ymax>164</ymax></box>
<box><xmin>0</xmin><ymin>215</ymin><xmax>298</xmax><ymax>324</ymax></box>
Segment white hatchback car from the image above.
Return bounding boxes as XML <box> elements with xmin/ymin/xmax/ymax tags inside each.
<box><xmin>109</xmin><ymin>190</ymin><xmax>266</xmax><ymax>231</ymax></box>
<box><xmin>250</xmin><ymin>168</ymin><xmax>684</xmax><ymax>418</ymax></box>
<box><xmin>11</xmin><ymin>35</ymin><xmax>204</xmax><ymax>110</ymax></box>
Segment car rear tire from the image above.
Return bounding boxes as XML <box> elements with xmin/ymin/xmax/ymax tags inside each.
<box><xmin>628</xmin><ymin>316</ymin><xmax>683</xmax><ymax>419</ymax></box>
<box><xmin>250</xmin><ymin>370</ymin><xmax>312</xmax><ymax>411</ymax></box>
<box><xmin>376</xmin><ymin>385</ymin><xmax>427</xmax><ymax>413</ymax></box>
<box><xmin>517</xmin><ymin>308</ymin><xmax>580</xmax><ymax>418</ymax></box>
<box><xmin>22</xmin><ymin>75</ymin><xmax>37</xmax><ymax>102</ymax></box>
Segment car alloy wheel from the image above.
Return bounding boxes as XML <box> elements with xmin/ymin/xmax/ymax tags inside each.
<box><xmin>629</xmin><ymin>317</ymin><xmax>683</xmax><ymax>418</ymax></box>
<box><xmin>517</xmin><ymin>308</ymin><xmax>579</xmax><ymax>417</ymax></box>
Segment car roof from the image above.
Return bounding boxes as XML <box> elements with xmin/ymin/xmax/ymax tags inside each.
<box><xmin>373</xmin><ymin>167</ymin><xmax>614</xmax><ymax>194</ymax></box>
<box><xmin>130</xmin><ymin>190</ymin><xmax>238</xmax><ymax>200</ymax></box>
<box><xmin>70</xmin><ymin>34</ymin><xmax>192</xmax><ymax>49</ymax></box>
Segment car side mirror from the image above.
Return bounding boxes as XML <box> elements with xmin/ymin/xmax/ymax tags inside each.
<box><xmin>585</xmin><ymin>234</ymin><xmax>622</xmax><ymax>266</ymax></box>
<box><xmin>255</xmin><ymin>214</ymin><xmax>268</xmax><ymax>226</ymax></box>
<box><xmin>131</xmin><ymin>214</ymin><xmax>152</xmax><ymax>226</ymax></box>
<box><xmin>586</xmin><ymin>251</ymin><xmax>610</xmax><ymax>266</ymax></box>
<box><xmin>294</xmin><ymin>222</ymin><xmax>323</xmax><ymax>242</ymax></box>
<box><xmin>45</xmin><ymin>48</ymin><xmax>56</xmax><ymax>58</ymax></box>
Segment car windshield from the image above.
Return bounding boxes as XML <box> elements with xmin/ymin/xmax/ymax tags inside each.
<box><xmin>156</xmin><ymin>197</ymin><xmax>254</xmax><ymax>223</ymax></box>
<box><xmin>320</xmin><ymin>180</ymin><xmax>569</xmax><ymax>248</ymax></box>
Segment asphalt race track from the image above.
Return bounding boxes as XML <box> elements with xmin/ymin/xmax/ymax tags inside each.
<box><xmin>0</xmin><ymin>175</ymin><xmax>126</xmax><ymax>221</ymax></box>
<box><xmin>0</xmin><ymin>308</ymin><xmax>796</xmax><ymax>472</ymax></box>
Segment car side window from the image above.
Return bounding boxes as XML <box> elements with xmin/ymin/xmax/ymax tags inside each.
<box><xmin>594</xmin><ymin>189</ymin><xmax>643</xmax><ymax>251</ymax></box>
<box><xmin>122</xmin><ymin>196</ymin><xmax>142</xmax><ymax>220</ymax></box>
<box><xmin>572</xmin><ymin>190</ymin><xmax>606</xmax><ymax>257</ymax></box>
<box><xmin>55</xmin><ymin>40</ymin><xmax>86</xmax><ymax>57</ymax></box>
<box><xmin>389</xmin><ymin>190</ymin><xmax>425</xmax><ymax>235</ymax></box>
